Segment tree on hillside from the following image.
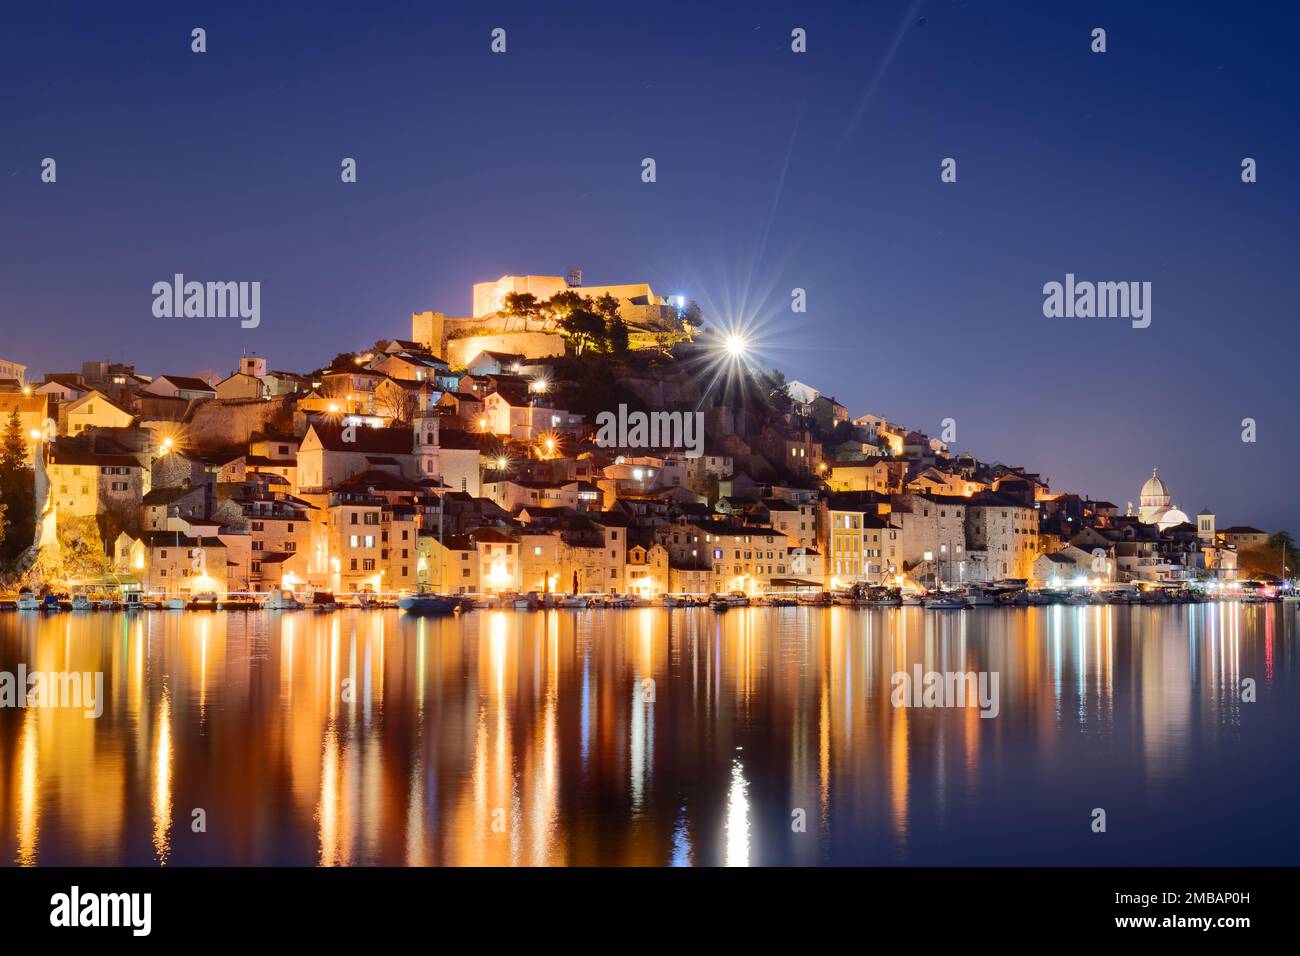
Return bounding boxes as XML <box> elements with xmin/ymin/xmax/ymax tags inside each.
<box><xmin>680</xmin><ymin>300</ymin><xmax>703</xmax><ymax>328</ymax></box>
<box><xmin>605</xmin><ymin>315</ymin><xmax>630</xmax><ymax>353</ymax></box>
<box><xmin>375</xmin><ymin>384</ymin><xmax>418</xmax><ymax>424</ymax></box>
<box><xmin>1268</xmin><ymin>530</ymin><xmax>1295</xmax><ymax>553</ymax></box>
<box><xmin>502</xmin><ymin>292</ymin><xmax>542</xmax><ymax>332</ymax></box>
<box><xmin>558</xmin><ymin>307</ymin><xmax>605</xmax><ymax>356</ymax></box>
<box><xmin>765</xmin><ymin>368</ymin><xmax>793</xmax><ymax>417</ymax></box>
<box><xmin>541</xmin><ymin>290</ymin><xmax>588</xmax><ymax>333</ymax></box>
<box><xmin>593</xmin><ymin>293</ymin><xmax>620</xmax><ymax>322</ymax></box>
<box><xmin>1238</xmin><ymin>541</ymin><xmax>1297</xmax><ymax>580</ymax></box>
<box><xmin>0</xmin><ymin>408</ymin><xmax>34</xmax><ymax>564</ymax></box>
<box><xmin>325</xmin><ymin>352</ymin><xmax>360</xmax><ymax>371</ymax></box>
<box><xmin>594</xmin><ymin>294</ymin><xmax>629</xmax><ymax>353</ymax></box>
<box><xmin>0</xmin><ymin>407</ymin><xmax>26</xmax><ymax>473</ymax></box>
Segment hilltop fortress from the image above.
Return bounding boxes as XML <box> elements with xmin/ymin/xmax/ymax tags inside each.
<box><xmin>413</xmin><ymin>273</ymin><xmax>691</xmax><ymax>366</ymax></box>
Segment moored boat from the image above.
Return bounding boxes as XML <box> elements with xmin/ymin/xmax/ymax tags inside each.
<box><xmin>954</xmin><ymin>585</ymin><xmax>997</xmax><ymax>606</ymax></box>
<box><xmin>868</xmin><ymin>586</ymin><xmax>903</xmax><ymax>607</ymax></box>
<box><xmin>264</xmin><ymin>588</ymin><xmax>302</xmax><ymax>610</ymax></box>
<box><xmin>396</xmin><ymin>593</ymin><xmax>460</xmax><ymax>614</ymax></box>
<box><xmin>186</xmin><ymin>592</ymin><xmax>219</xmax><ymax>610</ymax></box>
<box><xmin>510</xmin><ymin>592</ymin><xmax>539</xmax><ymax>610</ymax></box>
<box><xmin>710</xmin><ymin>593</ymin><xmax>749</xmax><ymax>610</ymax></box>
<box><xmin>797</xmin><ymin>591</ymin><xmax>832</xmax><ymax>606</ymax></box>
<box><xmin>311</xmin><ymin>591</ymin><xmax>339</xmax><ymax>611</ymax></box>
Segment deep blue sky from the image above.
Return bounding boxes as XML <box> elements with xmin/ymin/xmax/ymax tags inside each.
<box><xmin>3</xmin><ymin>1</ymin><xmax>1297</xmax><ymax>531</ymax></box>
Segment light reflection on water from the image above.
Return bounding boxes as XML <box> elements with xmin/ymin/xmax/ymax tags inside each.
<box><xmin>0</xmin><ymin>604</ymin><xmax>1297</xmax><ymax>866</ymax></box>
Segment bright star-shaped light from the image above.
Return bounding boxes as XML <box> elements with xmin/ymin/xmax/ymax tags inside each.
<box><xmin>722</xmin><ymin>334</ymin><xmax>749</xmax><ymax>358</ymax></box>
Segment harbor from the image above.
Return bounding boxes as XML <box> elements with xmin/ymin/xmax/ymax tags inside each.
<box><xmin>1</xmin><ymin>601</ymin><xmax>1297</xmax><ymax>866</ymax></box>
<box><xmin>3</xmin><ymin>579</ymin><xmax>1293</xmax><ymax>614</ymax></box>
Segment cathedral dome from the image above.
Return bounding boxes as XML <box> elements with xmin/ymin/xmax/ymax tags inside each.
<box><xmin>1140</xmin><ymin>468</ymin><xmax>1168</xmax><ymax>501</ymax></box>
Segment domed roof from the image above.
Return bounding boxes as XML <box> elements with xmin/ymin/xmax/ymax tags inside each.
<box><xmin>1141</xmin><ymin>468</ymin><xmax>1168</xmax><ymax>500</ymax></box>
<box><xmin>1157</xmin><ymin>507</ymin><xmax>1190</xmax><ymax>531</ymax></box>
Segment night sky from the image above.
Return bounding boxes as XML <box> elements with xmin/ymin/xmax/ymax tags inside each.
<box><xmin>3</xmin><ymin>2</ymin><xmax>1297</xmax><ymax>532</ymax></box>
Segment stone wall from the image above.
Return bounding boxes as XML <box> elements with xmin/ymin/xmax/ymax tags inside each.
<box><xmin>445</xmin><ymin>332</ymin><xmax>566</xmax><ymax>369</ymax></box>
<box><xmin>184</xmin><ymin>396</ymin><xmax>296</xmax><ymax>450</ymax></box>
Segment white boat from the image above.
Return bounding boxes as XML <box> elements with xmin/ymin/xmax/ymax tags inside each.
<box><xmin>510</xmin><ymin>592</ymin><xmax>538</xmax><ymax>610</ymax></box>
<box><xmin>924</xmin><ymin>594</ymin><xmax>969</xmax><ymax>610</ymax></box>
<box><xmin>17</xmin><ymin>594</ymin><xmax>42</xmax><ymax>611</ymax></box>
<box><xmin>165</xmin><ymin>598</ymin><xmax>186</xmax><ymax>610</ymax></box>
<box><xmin>187</xmin><ymin>592</ymin><xmax>219</xmax><ymax>610</ymax></box>
<box><xmin>558</xmin><ymin>595</ymin><xmax>589</xmax><ymax>608</ymax></box>
<box><xmin>265</xmin><ymin>588</ymin><xmax>302</xmax><ymax>610</ymax></box>
<box><xmin>71</xmin><ymin>594</ymin><xmax>94</xmax><ymax>611</ymax></box>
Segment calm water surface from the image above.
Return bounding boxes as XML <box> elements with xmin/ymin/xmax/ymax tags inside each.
<box><xmin>1</xmin><ymin>605</ymin><xmax>1297</xmax><ymax>866</ymax></box>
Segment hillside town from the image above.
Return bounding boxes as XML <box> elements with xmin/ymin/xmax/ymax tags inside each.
<box><xmin>0</xmin><ymin>272</ymin><xmax>1290</xmax><ymax>607</ymax></box>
